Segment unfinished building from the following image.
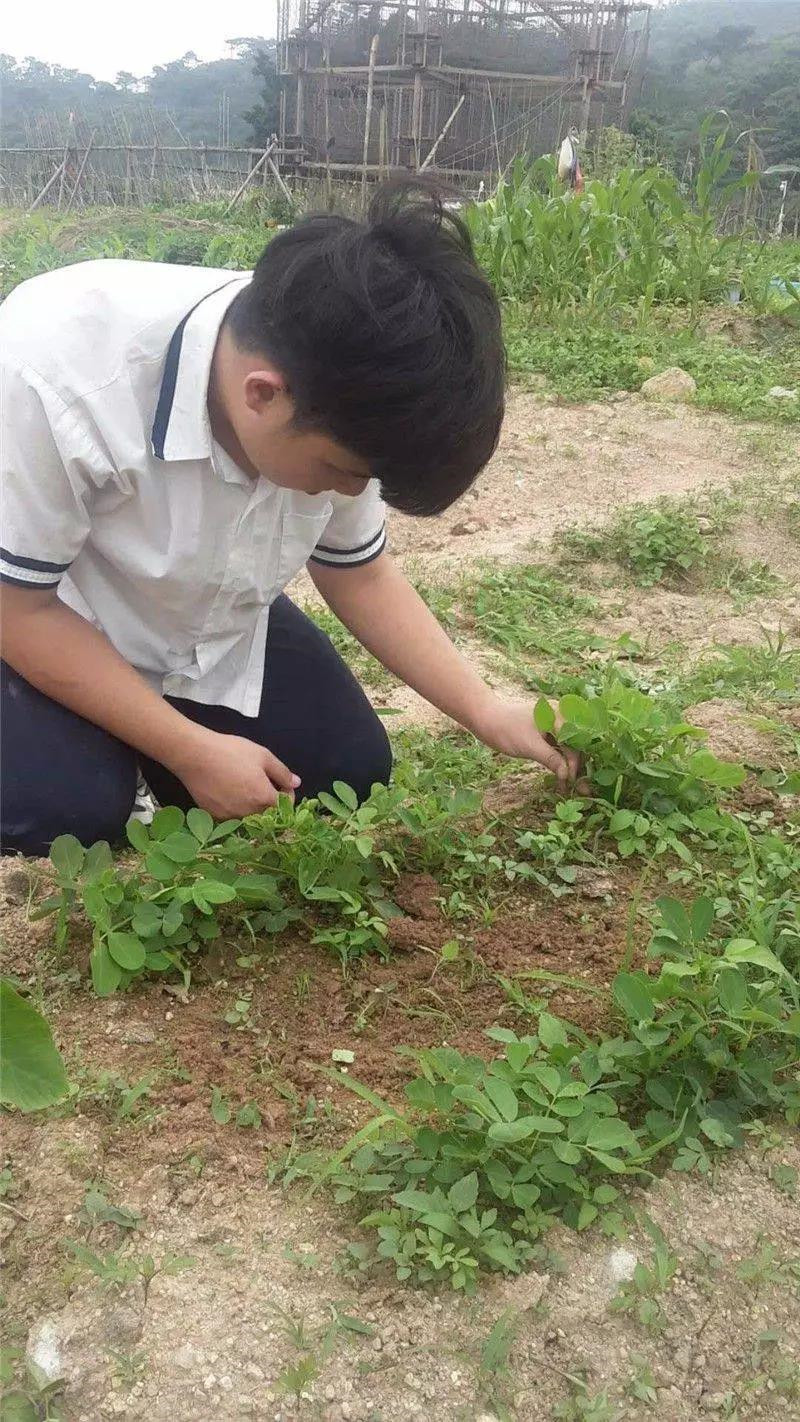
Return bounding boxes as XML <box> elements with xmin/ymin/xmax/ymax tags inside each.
<box><xmin>277</xmin><ymin>1</ymin><xmax>652</xmax><ymax>185</ymax></box>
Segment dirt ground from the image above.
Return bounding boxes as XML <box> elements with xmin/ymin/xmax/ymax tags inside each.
<box><xmin>3</xmin><ymin>388</ymin><xmax>800</xmax><ymax>1421</ymax></box>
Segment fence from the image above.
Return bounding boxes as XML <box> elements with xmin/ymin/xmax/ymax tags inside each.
<box><xmin>0</xmin><ymin>144</ymin><xmax>288</xmax><ymax>209</ymax></box>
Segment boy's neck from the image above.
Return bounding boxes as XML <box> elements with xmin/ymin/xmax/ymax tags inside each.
<box><xmin>207</xmin><ymin>327</ymin><xmax>260</xmax><ymax>480</ymax></box>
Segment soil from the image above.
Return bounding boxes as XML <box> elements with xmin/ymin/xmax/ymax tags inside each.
<box><xmin>3</xmin><ymin>390</ymin><xmax>800</xmax><ymax>1421</ymax></box>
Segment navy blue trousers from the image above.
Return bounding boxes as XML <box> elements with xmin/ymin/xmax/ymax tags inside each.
<box><xmin>1</xmin><ymin>595</ymin><xmax>392</xmax><ymax>857</ymax></box>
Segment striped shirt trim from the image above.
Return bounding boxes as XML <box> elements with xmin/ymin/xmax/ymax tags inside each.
<box><xmin>309</xmin><ymin>526</ymin><xmax>386</xmax><ymax>570</ymax></box>
<box><xmin>151</xmin><ymin>281</ymin><xmax>239</xmax><ymax>460</ymax></box>
<box><xmin>0</xmin><ymin>551</ymin><xmax>68</xmax><ymax>587</ymax></box>
<box><xmin>0</xmin><ymin>546</ymin><xmax>71</xmax><ymax>574</ymax></box>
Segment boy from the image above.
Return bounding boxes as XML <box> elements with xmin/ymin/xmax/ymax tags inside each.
<box><xmin>1</xmin><ymin>183</ymin><xmax>578</xmax><ymax>856</ymax></box>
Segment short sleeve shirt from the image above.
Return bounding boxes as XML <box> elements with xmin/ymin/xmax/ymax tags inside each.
<box><xmin>0</xmin><ymin>259</ymin><xmax>386</xmax><ymax>715</ymax></box>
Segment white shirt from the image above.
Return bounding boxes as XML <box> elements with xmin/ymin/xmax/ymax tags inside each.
<box><xmin>0</xmin><ymin>260</ymin><xmax>386</xmax><ymax>715</ymax></box>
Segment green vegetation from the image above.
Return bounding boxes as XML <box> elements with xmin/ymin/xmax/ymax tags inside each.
<box><xmin>289</xmin><ymin>886</ymin><xmax>798</xmax><ymax>1292</ymax></box>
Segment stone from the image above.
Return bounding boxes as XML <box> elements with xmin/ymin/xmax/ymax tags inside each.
<box><xmin>641</xmin><ymin>367</ymin><xmax>697</xmax><ymax>402</ymax></box>
<box><xmin>449</xmin><ymin>518</ymin><xmax>487</xmax><ymax>536</ymax></box>
<box><xmin>767</xmin><ymin>386</ymin><xmax>798</xmax><ymax>401</ymax></box>
<box><xmin>116</xmin><ymin>1021</ymin><xmax>157</xmax><ymax>1044</ymax></box>
<box><xmin>696</xmin><ymin>516</ymin><xmax>714</xmax><ymax>534</ymax></box>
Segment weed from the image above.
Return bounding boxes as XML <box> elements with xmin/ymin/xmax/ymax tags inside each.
<box><xmin>63</xmin><ymin>1241</ymin><xmax>195</xmax><ymax>1299</ymax></box>
<box><xmin>0</xmin><ymin>1348</ymin><xmax>65</xmax><ymax>1420</ymax></box>
<box><xmin>736</xmin><ymin>1239</ymin><xmax>800</xmax><ymax>1294</ymax></box>
<box><xmin>625</xmin><ymin>1355</ymin><xmax>659</xmax><ymax>1406</ymax></box>
<box><xmin>477</xmin><ymin>1308</ymin><xmax>521</xmax><ymax>1416</ymax></box>
<box><xmin>553</xmin><ymin>1376</ymin><xmax>621</xmax><ymax>1422</ymax></box>
<box><xmin>108</xmin><ymin>1349</ymin><xmax>147</xmax><ymax>1389</ymax></box>
<box><xmin>770</xmin><ymin>1162</ymin><xmax>798</xmax><ymax>1199</ymax></box>
<box><xmin>674</xmin><ymin>631</ymin><xmax>800</xmax><ymax>707</ymax></box>
<box><xmin>559</xmin><ymin>499</ymin><xmax>711</xmax><ymax>587</ymax></box>
<box><xmin>609</xmin><ymin>1227</ymin><xmax>678</xmax><ymax>1333</ymax></box>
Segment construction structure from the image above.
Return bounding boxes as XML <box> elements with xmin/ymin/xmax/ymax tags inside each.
<box><xmin>276</xmin><ymin>0</ymin><xmax>652</xmax><ymax>186</ymax></box>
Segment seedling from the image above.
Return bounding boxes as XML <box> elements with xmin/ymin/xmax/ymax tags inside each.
<box><xmin>63</xmin><ymin>1241</ymin><xmax>195</xmax><ymax>1300</ymax></box>
<box><xmin>625</xmin><ymin>1355</ymin><xmax>658</xmax><ymax>1406</ymax></box>
<box><xmin>609</xmin><ymin>1223</ymin><xmax>678</xmax><ymax>1333</ymax></box>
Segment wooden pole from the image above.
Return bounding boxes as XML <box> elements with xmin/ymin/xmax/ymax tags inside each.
<box><xmin>486</xmin><ymin>80</ymin><xmax>502</xmax><ymax>182</ymax></box>
<box><xmin>224</xmin><ymin>139</ymin><xmax>277</xmax><ymax>215</ymax></box>
<box><xmin>266</xmin><ymin>150</ymin><xmax>294</xmax><ymax>207</ymax></box>
<box><xmin>63</xmin><ymin>130</ymin><xmax>97</xmax><ymax>215</ymax></box>
<box><xmin>361</xmin><ymin>34</ymin><xmax>380</xmax><ymax>214</ymax></box>
<box><xmin>419</xmin><ymin>93</ymin><xmax>465</xmax><ymax>171</ymax></box>
<box><xmin>324</xmin><ymin>44</ymin><xmax>333</xmax><ymax>209</ymax></box>
<box><xmin>28</xmin><ymin>160</ymin><xmax>66</xmax><ymax>212</ymax></box>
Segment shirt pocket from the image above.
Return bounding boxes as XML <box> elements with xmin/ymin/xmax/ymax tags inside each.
<box><xmin>270</xmin><ymin>506</ymin><xmax>332</xmax><ymax>600</ymax></box>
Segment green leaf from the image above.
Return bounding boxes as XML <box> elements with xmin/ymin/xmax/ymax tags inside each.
<box><xmin>529</xmin><ymin>1063</ymin><xmax>561</xmax><ymax>1096</ymax></box>
<box><xmin>150</xmin><ymin>806</ymin><xmax>185</xmax><ymax>839</ymax></box>
<box><xmin>186</xmin><ymin>807</ymin><xmax>214</xmax><ymax>844</ymax></box>
<box><xmin>690</xmin><ymin>897</ymin><xmax>714</xmax><ymax>942</ymax></box>
<box><xmin>613</xmin><ymin>971</ymin><xmax>656</xmax><ymax>1023</ymax></box>
<box><xmin>448</xmin><ymin>1172</ymin><xmax>479</xmax><ymax>1213</ymax></box>
<box><xmin>107</xmin><ymin>932</ymin><xmax>146</xmax><ymax>971</ymax></box>
<box><xmin>488</xmin><ymin>1115</ymin><xmax>563</xmax><ymax>1143</ymax></box>
<box><xmin>723</xmin><ymin>939</ymin><xmax>787</xmax><ymax>977</ymax></box>
<box><xmin>655</xmin><ymin>897</ymin><xmax>691</xmax><ymax>942</ymax></box>
<box><xmin>210</xmin><ymin>1087</ymin><xmax>231</xmax><ymax>1125</ymax></box>
<box><xmin>577</xmin><ymin>1202</ymin><xmax>598</xmax><ymax>1230</ymax></box>
<box><xmin>0</xmin><ymin>1392</ymin><xmax>39</xmax><ymax>1421</ymax></box>
<box><xmin>586</xmin><ymin>1118</ymin><xmax>639</xmax><ymax>1154</ymax></box>
<box><xmin>0</xmin><ymin>979</ymin><xmax>69</xmax><ymax>1112</ymax></box>
<box><xmin>332</xmin><ymin>781</ymin><xmax>358</xmax><ymax>810</ymax></box>
<box><xmin>534</xmin><ymin>698</ymin><xmax>555</xmax><ymax>735</ymax></box>
<box><xmin>50</xmin><ymin>833</ymin><xmax>85</xmax><ymax>879</ymax></box>
<box><xmin>393</xmin><ymin>1187</ymin><xmax>437</xmax><ymax>1213</ymax></box>
<box><xmin>126</xmin><ymin>817</ymin><xmax>150</xmax><ymax>852</ymax></box>
<box><xmin>506</xmin><ymin>1041</ymin><xmax>531</xmax><ymax>1073</ymax></box>
<box><xmin>193</xmin><ymin>878</ymin><xmax>237</xmax><ymax>906</ymax></box>
<box><xmin>145</xmin><ymin>849</ymin><xmax>182</xmax><ymax>881</ymax></box>
<box><xmin>538</xmin><ymin>1012</ymin><xmax>567</xmax><ymax>1048</ymax></box>
<box><xmin>484</xmin><ymin>1076</ymin><xmax>519</xmax><ymax>1122</ymax></box>
<box><xmin>82</xmin><ymin>841</ymin><xmax>113</xmax><ymax>881</ymax></box>
<box><xmin>90</xmin><ymin>943</ymin><xmax>122</xmax><ymax>997</ymax></box>
<box><xmin>716</xmin><ymin>966</ymin><xmax>748</xmax><ymax>1016</ymax></box>
<box><xmin>159</xmin><ymin>832</ymin><xmax>201</xmax><ymax>865</ymax></box>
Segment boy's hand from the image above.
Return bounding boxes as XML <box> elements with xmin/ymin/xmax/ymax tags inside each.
<box><xmin>471</xmin><ymin>697</ymin><xmax>587</xmax><ymax>792</ymax></box>
<box><xmin>172</xmin><ymin>730</ymin><xmax>301</xmax><ymax>818</ymax></box>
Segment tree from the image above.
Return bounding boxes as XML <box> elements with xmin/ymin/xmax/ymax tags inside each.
<box><xmin>243</xmin><ymin>45</ymin><xmax>281</xmax><ymax>146</ymax></box>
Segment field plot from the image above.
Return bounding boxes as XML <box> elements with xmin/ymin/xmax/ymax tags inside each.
<box><xmin>2</xmin><ymin>153</ymin><xmax>800</xmax><ymax>1421</ymax></box>
<box><xmin>3</xmin><ymin>379</ymin><xmax>800</xmax><ymax>1421</ymax></box>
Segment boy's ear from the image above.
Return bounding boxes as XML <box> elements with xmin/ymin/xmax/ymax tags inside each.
<box><xmin>242</xmin><ymin>369</ymin><xmax>286</xmax><ymax>415</ymax></box>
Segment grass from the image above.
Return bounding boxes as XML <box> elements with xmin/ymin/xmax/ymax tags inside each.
<box><xmin>556</xmin><ymin>492</ymin><xmax>784</xmax><ymax>601</ymax></box>
<box><xmin>505</xmin><ymin>312</ymin><xmax>800</xmax><ymax>424</ymax></box>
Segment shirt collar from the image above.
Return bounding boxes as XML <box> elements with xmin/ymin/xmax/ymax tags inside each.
<box><xmin>151</xmin><ymin>275</ymin><xmax>251</xmax><ymax>463</ymax></box>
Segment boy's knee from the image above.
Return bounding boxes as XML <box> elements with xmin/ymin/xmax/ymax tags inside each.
<box><xmin>2</xmin><ymin>748</ymin><xmax>136</xmax><ymax>858</ymax></box>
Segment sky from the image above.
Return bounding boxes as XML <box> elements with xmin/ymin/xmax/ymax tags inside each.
<box><xmin>3</xmin><ymin>1</ymin><xmax>278</xmax><ymax>81</ymax></box>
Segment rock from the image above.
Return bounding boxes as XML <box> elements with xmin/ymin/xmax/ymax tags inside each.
<box><xmin>572</xmin><ymin>867</ymin><xmax>615</xmax><ymax>900</ymax></box>
<box><xmin>701</xmin><ymin>1395</ymin><xmax>727</xmax><ymax>1412</ymax></box>
<box><xmin>606</xmin><ymin>1247</ymin><xmax>638</xmax><ymax>1283</ymax></box>
<box><xmin>119</xmin><ymin>1023</ymin><xmax>157</xmax><ymax>1045</ymax></box>
<box><xmin>767</xmin><ymin>386</ymin><xmax>798</xmax><ymax>400</ymax></box>
<box><xmin>696</xmin><ymin>516</ymin><xmax>715</xmax><ymax>534</ymax></box>
<box><xmin>641</xmin><ymin>367</ymin><xmax>697</xmax><ymax>402</ymax></box>
<box><xmin>449</xmin><ymin>518</ymin><xmax>487</xmax><ymax>536</ymax></box>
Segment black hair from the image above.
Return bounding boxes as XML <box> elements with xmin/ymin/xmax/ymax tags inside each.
<box><xmin>225</xmin><ymin>179</ymin><xmax>505</xmax><ymax>516</ymax></box>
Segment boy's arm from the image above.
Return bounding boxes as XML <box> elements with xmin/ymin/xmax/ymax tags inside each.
<box><xmin>308</xmin><ymin>551</ymin><xmax>581</xmax><ymax>787</ymax></box>
<box><xmin>1</xmin><ymin>587</ymin><xmax>299</xmax><ymax>818</ymax></box>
